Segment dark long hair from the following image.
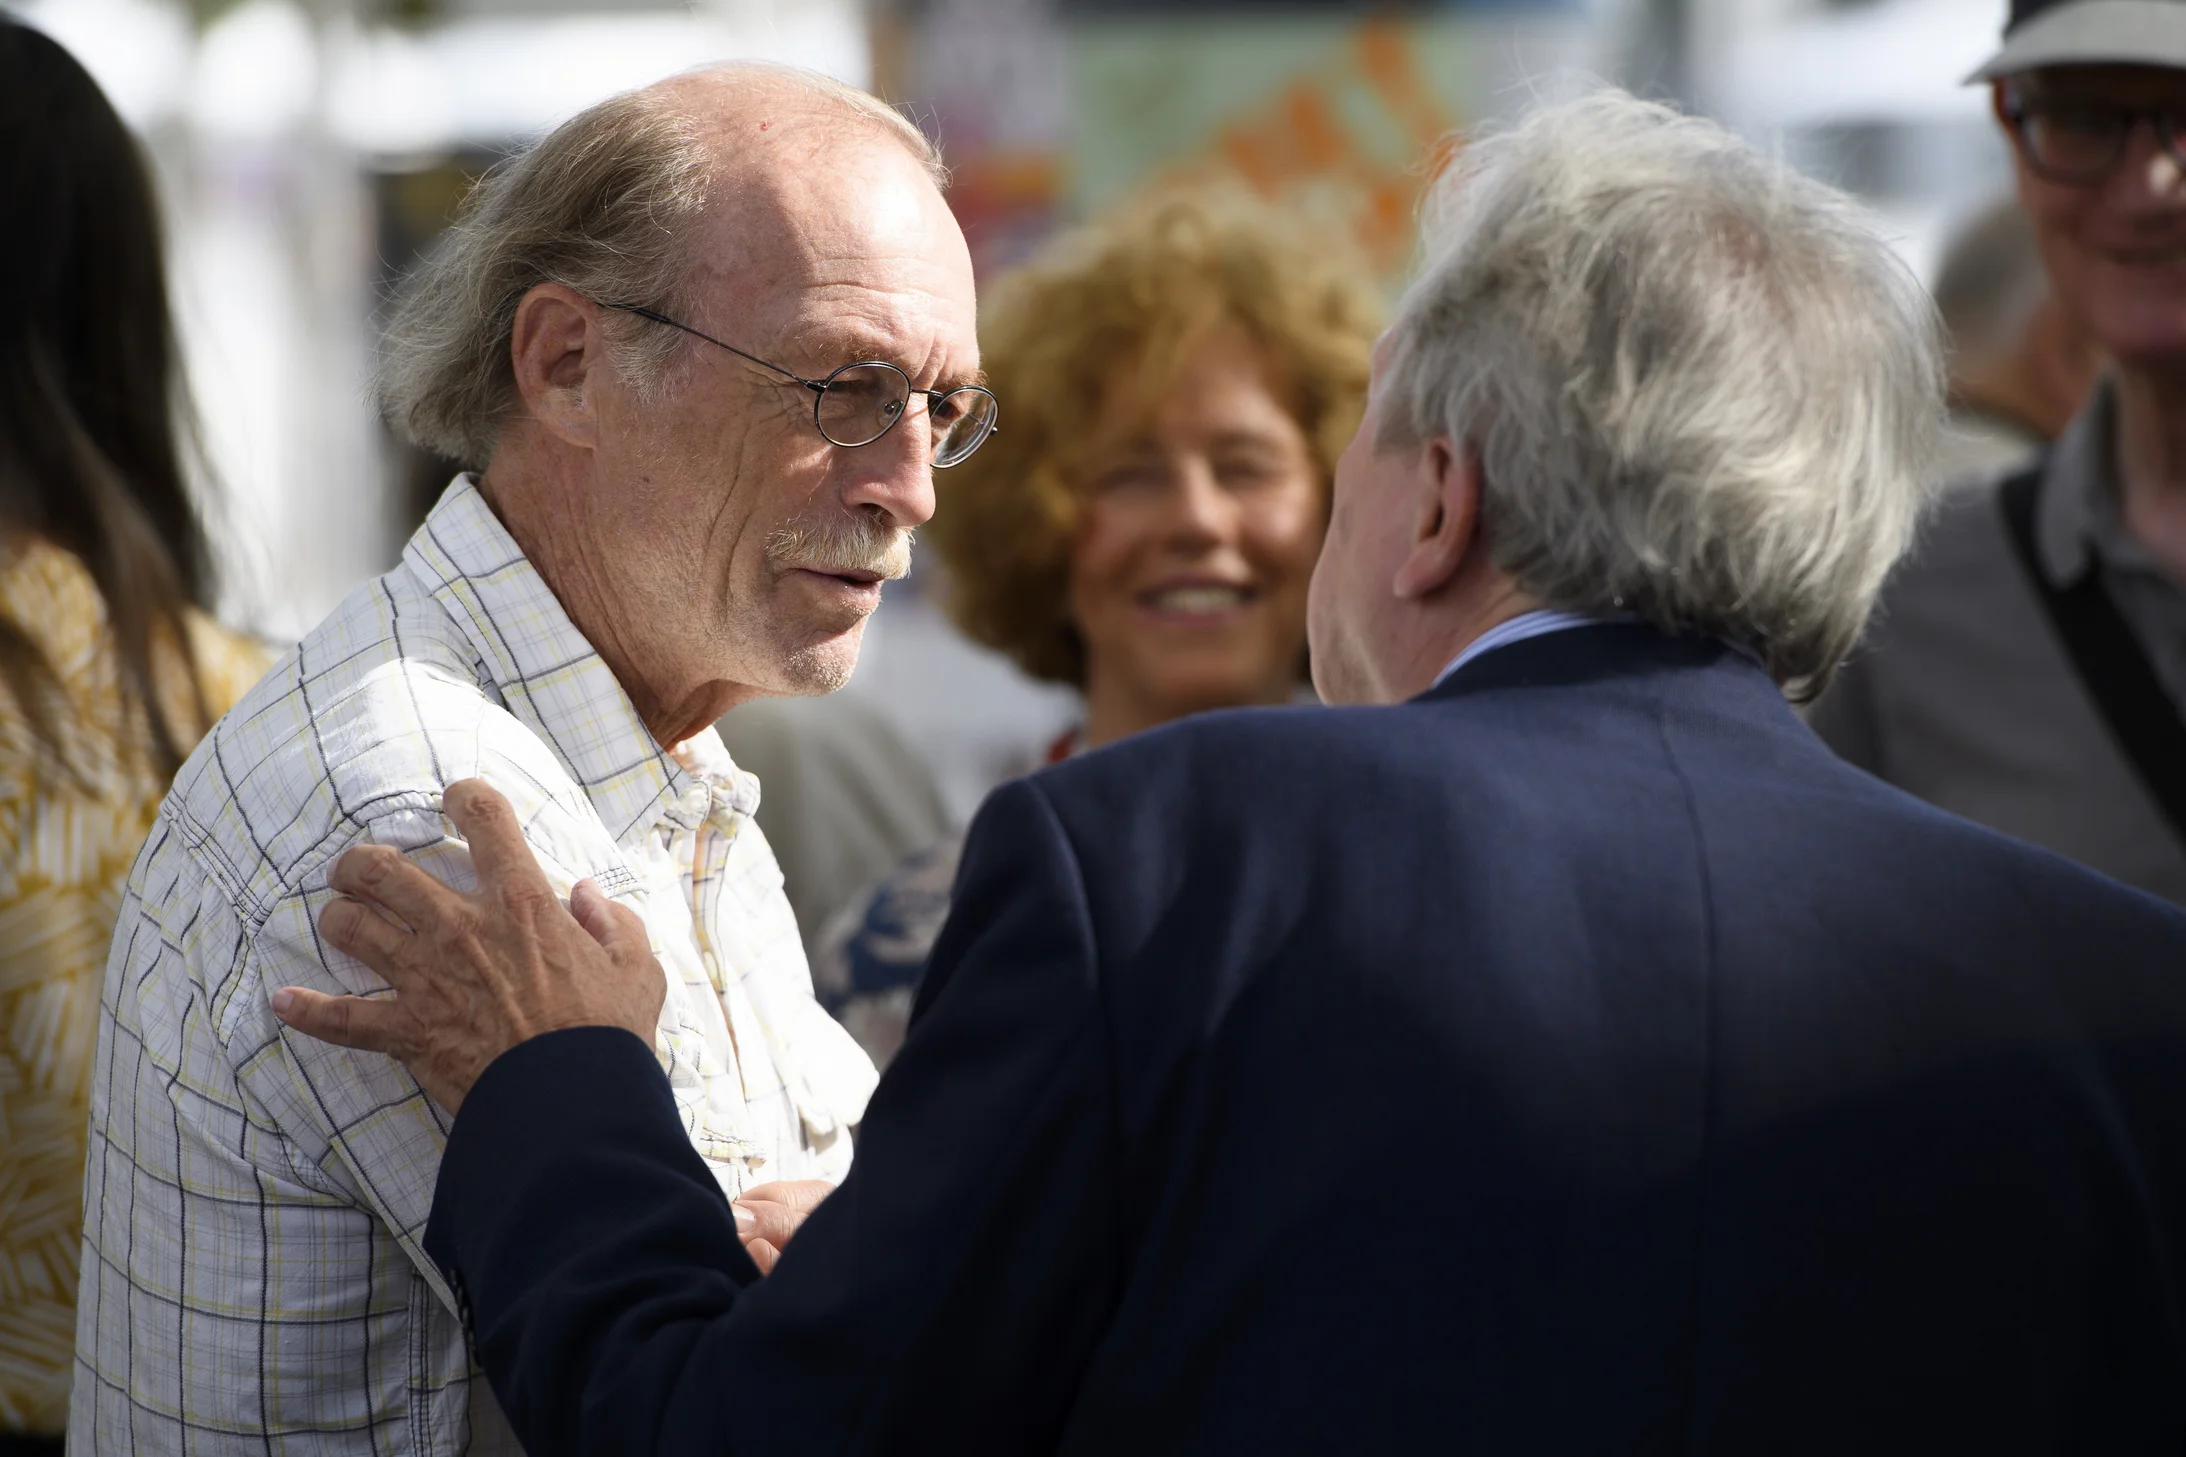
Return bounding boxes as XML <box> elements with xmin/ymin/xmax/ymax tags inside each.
<box><xmin>0</xmin><ymin>18</ymin><xmax>213</xmax><ymax>778</ymax></box>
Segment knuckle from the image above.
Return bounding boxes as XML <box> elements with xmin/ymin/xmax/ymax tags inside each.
<box><xmin>462</xmin><ymin>785</ymin><xmax>511</xmax><ymax>829</ymax></box>
<box><xmin>350</xmin><ymin>845</ymin><xmax>396</xmax><ymax>887</ymax></box>
<box><xmin>321</xmin><ymin>898</ymin><xmax>359</xmax><ymax>937</ymax></box>
<box><xmin>443</xmin><ymin>914</ymin><xmax>492</xmax><ymax>966</ymax></box>
<box><xmin>496</xmin><ymin>877</ymin><xmax>553</xmax><ymax>918</ymax></box>
<box><xmin>386</xmin><ymin>1017</ymin><xmax>423</xmax><ymax>1062</ymax></box>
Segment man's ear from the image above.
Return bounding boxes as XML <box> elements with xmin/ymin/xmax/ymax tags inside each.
<box><xmin>508</xmin><ymin>283</ymin><xmax>604</xmax><ymax>449</ymax></box>
<box><xmin>1391</xmin><ymin>436</ymin><xmax>1482</xmax><ymax>601</ymax></box>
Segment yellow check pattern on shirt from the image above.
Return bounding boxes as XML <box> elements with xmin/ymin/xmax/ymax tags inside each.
<box><xmin>0</xmin><ymin>541</ymin><xmax>268</xmax><ymax>1437</ymax></box>
<box><xmin>70</xmin><ymin>478</ymin><xmax>879</xmax><ymax>1452</ymax></box>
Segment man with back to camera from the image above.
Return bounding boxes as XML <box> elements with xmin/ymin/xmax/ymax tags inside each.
<box><xmin>70</xmin><ymin>64</ymin><xmax>995</xmax><ymax>1449</ymax></box>
<box><xmin>277</xmin><ymin>90</ymin><xmax>2186</xmax><ymax>1454</ymax></box>
<box><xmin>1810</xmin><ymin>0</ymin><xmax>2186</xmax><ymax>904</ymax></box>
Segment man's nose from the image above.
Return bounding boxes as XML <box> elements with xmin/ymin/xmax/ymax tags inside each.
<box><xmin>841</xmin><ymin>414</ymin><xmax>937</xmax><ymax>531</ymax></box>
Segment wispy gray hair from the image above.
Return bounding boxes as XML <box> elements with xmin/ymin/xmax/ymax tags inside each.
<box><xmin>1378</xmin><ymin>88</ymin><xmax>1945</xmax><ymax>700</ymax></box>
<box><xmin>377</xmin><ymin>64</ymin><xmax>945</xmax><ymax>468</ymax></box>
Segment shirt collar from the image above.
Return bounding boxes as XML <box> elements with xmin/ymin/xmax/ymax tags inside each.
<box><xmin>2034</xmin><ymin>376</ymin><xmax>2162</xmax><ymax>588</ymax></box>
<box><xmin>1431</xmin><ymin>608</ymin><xmax>1607</xmax><ymax>690</ymax></box>
<box><xmin>401</xmin><ymin>476</ymin><xmax>760</xmax><ymax>844</ymax></box>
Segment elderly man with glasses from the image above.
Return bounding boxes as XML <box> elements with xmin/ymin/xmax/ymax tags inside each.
<box><xmin>1812</xmin><ymin>0</ymin><xmax>2186</xmax><ymax>904</ymax></box>
<box><xmin>69</xmin><ymin>64</ymin><xmax>988</xmax><ymax>1451</ymax></box>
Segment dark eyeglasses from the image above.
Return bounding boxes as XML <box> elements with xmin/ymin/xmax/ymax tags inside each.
<box><xmin>2001</xmin><ymin>90</ymin><xmax>2186</xmax><ymax>186</ymax></box>
<box><xmin>605</xmin><ymin>303</ymin><xmax>999</xmax><ymax>468</ymax></box>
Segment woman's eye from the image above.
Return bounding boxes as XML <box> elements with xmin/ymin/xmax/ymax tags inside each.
<box><xmin>1094</xmin><ymin>467</ymin><xmax>1161</xmax><ymax>493</ymax></box>
<box><xmin>1217</xmin><ymin>458</ymin><xmax>1286</xmax><ymax>489</ymax></box>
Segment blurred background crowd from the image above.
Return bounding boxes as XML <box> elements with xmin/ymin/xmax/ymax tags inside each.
<box><xmin>4</xmin><ymin>0</ymin><xmax>2033</xmax><ymax>919</ymax></box>
<box><xmin>7</xmin><ymin>0</ymin><xmax>2018</xmax><ymax>796</ymax></box>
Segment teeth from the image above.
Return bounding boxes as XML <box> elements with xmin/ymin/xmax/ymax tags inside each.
<box><xmin>1150</xmin><ymin>586</ymin><xmax>1247</xmax><ymax>613</ymax></box>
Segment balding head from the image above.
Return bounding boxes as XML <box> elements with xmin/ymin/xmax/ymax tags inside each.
<box><xmin>378</xmin><ymin>62</ymin><xmax>946</xmax><ymax>467</ymax></box>
<box><xmin>651</xmin><ymin>63</ymin><xmax>943</xmax><ymax>187</ymax></box>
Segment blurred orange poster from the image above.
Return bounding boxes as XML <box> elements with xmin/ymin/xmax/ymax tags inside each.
<box><xmin>1063</xmin><ymin>13</ymin><xmax>1589</xmax><ymax>286</ymax></box>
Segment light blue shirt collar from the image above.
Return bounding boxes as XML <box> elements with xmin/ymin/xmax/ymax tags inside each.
<box><xmin>1430</xmin><ymin>609</ymin><xmax>1606</xmax><ymax>690</ymax></box>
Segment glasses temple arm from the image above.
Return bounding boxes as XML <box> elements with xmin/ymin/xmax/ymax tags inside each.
<box><xmin>601</xmin><ymin>303</ymin><xmax>817</xmax><ymax>387</ymax></box>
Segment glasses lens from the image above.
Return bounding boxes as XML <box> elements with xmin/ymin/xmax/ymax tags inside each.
<box><xmin>2021</xmin><ymin>103</ymin><xmax>2127</xmax><ymax>179</ymax></box>
<box><xmin>816</xmin><ymin>363</ymin><xmax>910</xmax><ymax>448</ymax></box>
<box><xmin>932</xmin><ymin>388</ymin><xmax>999</xmax><ymax>468</ymax></box>
<box><xmin>2162</xmin><ymin>110</ymin><xmax>2186</xmax><ymax>170</ymax></box>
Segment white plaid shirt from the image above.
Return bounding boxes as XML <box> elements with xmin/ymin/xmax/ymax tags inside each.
<box><xmin>70</xmin><ymin>477</ymin><xmax>878</xmax><ymax>1453</ymax></box>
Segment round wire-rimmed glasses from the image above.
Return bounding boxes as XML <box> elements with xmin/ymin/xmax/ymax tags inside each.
<box><xmin>1999</xmin><ymin>89</ymin><xmax>2186</xmax><ymax>186</ymax></box>
<box><xmin>605</xmin><ymin>302</ymin><xmax>999</xmax><ymax>467</ymax></box>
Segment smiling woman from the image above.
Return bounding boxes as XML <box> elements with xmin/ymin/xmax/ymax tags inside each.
<box><xmin>810</xmin><ymin>190</ymin><xmax>1380</xmax><ymax>1065</ymax></box>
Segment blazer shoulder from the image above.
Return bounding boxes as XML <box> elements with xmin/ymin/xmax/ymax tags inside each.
<box><xmin>1035</xmin><ymin>702</ymin><xmax>1402</xmax><ymax>806</ymax></box>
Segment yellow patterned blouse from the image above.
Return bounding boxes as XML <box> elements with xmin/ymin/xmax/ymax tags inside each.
<box><xmin>0</xmin><ymin>538</ymin><xmax>268</xmax><ymax>1435</ymax></box>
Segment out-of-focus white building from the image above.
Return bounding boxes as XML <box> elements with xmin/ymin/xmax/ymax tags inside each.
<box><xmin>14</xmin><ymin>0</ymin><xmax>868</xmax><ymax>642</ymax></box>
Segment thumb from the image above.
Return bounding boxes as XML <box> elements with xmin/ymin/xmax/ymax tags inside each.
<box><xmin>569</xmin><ymin>878</ymin><xmax>618</xmax><ymax>945</ymax></box>
<box><xmin>571</xmin><ymin>878</ymin><xmax>651</xmax><ymax>958</ymax></box>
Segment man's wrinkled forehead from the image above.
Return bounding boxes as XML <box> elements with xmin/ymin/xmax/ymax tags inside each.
<box><xmin>693</xmin><ymin>134</ymin><xmax>962</xmax><ymax>295</ymax></box>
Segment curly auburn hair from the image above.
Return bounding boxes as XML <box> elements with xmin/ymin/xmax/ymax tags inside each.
<box><xmin>928</xmin><ymin>191</ymin><xmax>1381</xmax><ymax>688</ymax></box>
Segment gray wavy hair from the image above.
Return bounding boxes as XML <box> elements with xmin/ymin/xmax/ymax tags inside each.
<box><xmin>377</xmin><ymin>64</ymin><xmax>944</xmax><ymax>469</ymax></box>
<box><xmin>1378</xmin><ymin>89</ymin><xmax>1944</xmax><ymax>701</ymax></box>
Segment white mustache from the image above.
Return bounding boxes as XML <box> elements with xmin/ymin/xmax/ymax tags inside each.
<box><xmin>766</xmin><ymin>516</ymin><xmax>913</xmax><ymax>580</ymax></box>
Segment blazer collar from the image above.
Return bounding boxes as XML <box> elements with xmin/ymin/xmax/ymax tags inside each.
<box><xmin>1415</xmin><ymin>621</ymin><xmax>1760</xmax><ymax>704</ymax></box>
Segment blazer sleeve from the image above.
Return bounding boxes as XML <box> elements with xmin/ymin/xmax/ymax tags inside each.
<box><xmin>423</xmin><ymin>776</ymin><xmax>1123</xmax><ymax>1457</ymax></box>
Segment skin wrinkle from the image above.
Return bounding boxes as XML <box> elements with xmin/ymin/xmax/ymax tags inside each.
<box><xmin>479</xmin><ymin>69</ymin><xmax>976</xmax><ymax>749</ymax></box>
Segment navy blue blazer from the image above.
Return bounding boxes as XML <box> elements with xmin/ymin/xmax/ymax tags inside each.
<box><xmin>425</xmin><ymin>624</ymin><xmax>2186</xmax><ymax>1455</ymax></box>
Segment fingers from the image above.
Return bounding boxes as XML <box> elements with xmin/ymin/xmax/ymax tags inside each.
<box><xmin>442</xmin><ymin>779</ymin><xmax>556</xmax><ymax>907</ymax></box>
<box><xmin>731</xmin><ymin>1179</ymin><xmax>833</xmax><ymax>1263</ymax></box>
<box><xmin>743</xmin><ymin>1238</ymin><xmax>781</xmax><ymax>1275</ymax></box>
<box><xmin>738</xmin><ymin>1179</ymin><xmax>836</xmax><ymax>1216</ymax></box>
<box><xmin>328</xmin><ymin>845</ymin><xmax>459</xmax><ymax>939</ymax></box>
<box><xmin>320</xmin><ymin>895</ymin><xmax>418</xmax><ymax>983</ymax></box>
<box><xmin>269</xmin><ymin>986</ymin><xmax>409</xmax><ymax>1055</ymax></box>
<box><xmin>730</xmin><ymin>1197</ymin><xmax>807</xmax><ymax>1252</ymax></box>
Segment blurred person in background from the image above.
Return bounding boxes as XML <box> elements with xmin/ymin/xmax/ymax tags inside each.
<box><xmin>813</xmin><ymin>193</ymin><xmax>1377</xmax><ymax>1065</ymax></box>
<box><xmin>0</xmin><ymin>20</ymin><xmax>269</xmax><ymax>1451</ymax></box>
<box><xmin>277</xmin><ymin>90</ymin><xmax>2186</xmax><ymax>1455</ymax></box>
<box><xmin>70</xmin><ymin>64</ymin><xmax>986</xmax><ymax>1450</ymax></box>
<box><xmin>1930</xmin><ymin>194</ymin><xmax>2100</xmax><ymax>478</ymax></box>
<box><xmin>714</xmin><ymin>689</ymin><xmax>950</xmax><ymax>970</ymax></box>
<box><xmin>1810</xmin><ymin>0</ymin><xmax>2186</xmax><ymax>904</ymax></box>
